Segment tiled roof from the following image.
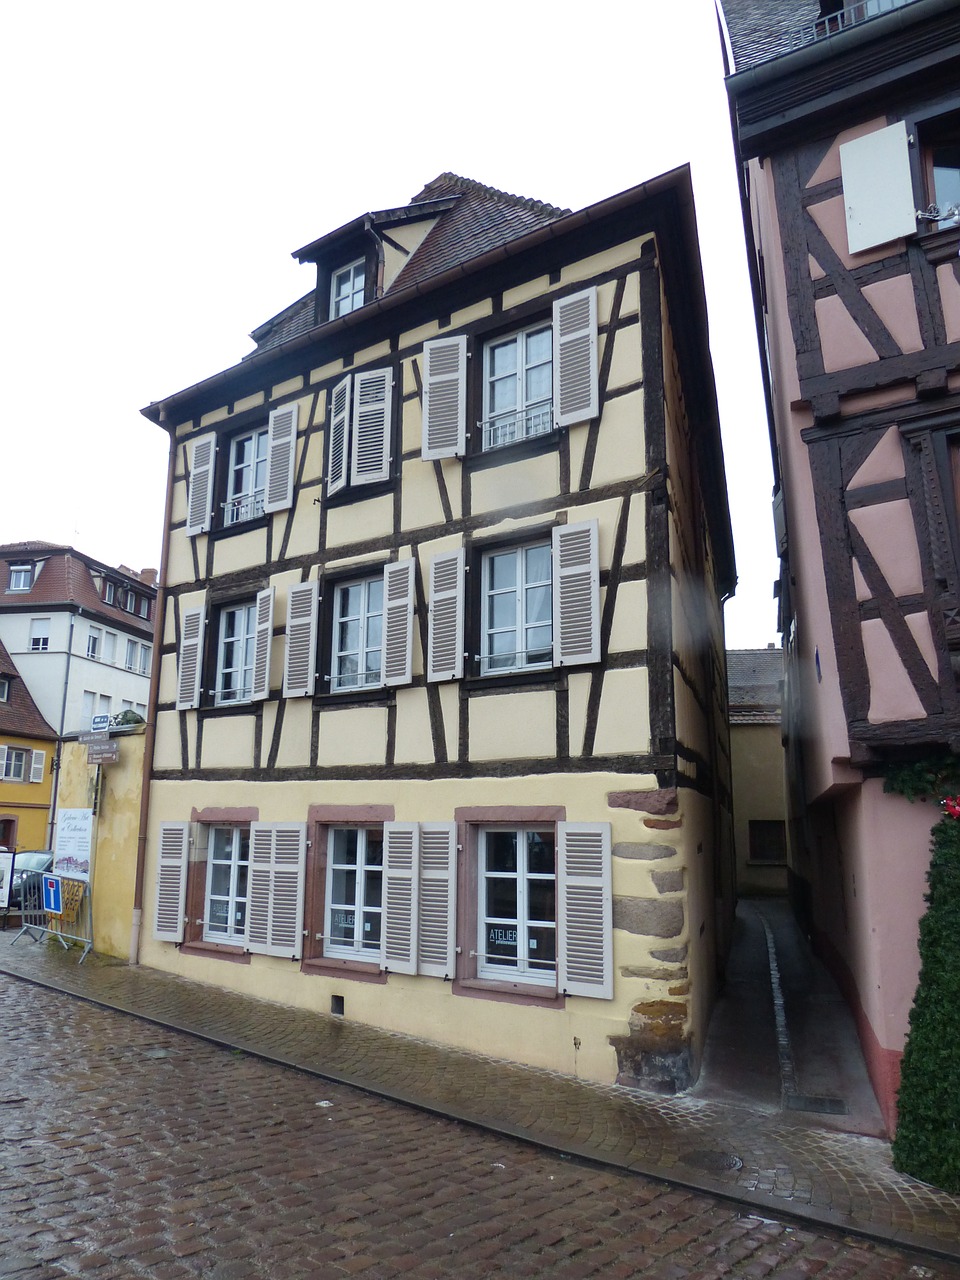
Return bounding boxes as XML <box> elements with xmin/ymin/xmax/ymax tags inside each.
<box><xmin>0</xmin><ymin>546</ymin><xmax>155</xmax><ymax>637</ymax></box>
<box><xmin>721</xmin><ymin>0</ymin><xmax>924</xmax><ymax>72</ymax></box>
<box><xmin>251</xmin><ymin>174</ymin><xmax>568</xmax><ymax>356</ymax></box>
<box><xmin>727</xmin><ymin>647</ymin><xmax>783</xmax><ymax>721</ymax></box>
<box><xmin>0</xmin><ymin>638</ymin><xmax>56</xmax><ymax>740</ymax></box>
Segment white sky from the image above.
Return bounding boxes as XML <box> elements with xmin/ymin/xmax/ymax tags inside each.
<box><xmin>1</xmin><ymin>0</ymin><xmax>778</xmax><ymax>649</ymax></box>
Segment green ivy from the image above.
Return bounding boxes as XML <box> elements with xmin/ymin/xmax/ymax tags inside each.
<box><xmin>891</xmin><ymin>804</ymin><xmax>960</xmax><ymax>1192</ymax></box>
<box><xmin>883</xmin><ymin>752</ymin><xmax>960</xmax><ymax>803</ymax></box>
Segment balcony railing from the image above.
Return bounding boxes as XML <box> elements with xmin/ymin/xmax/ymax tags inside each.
<box><xmin>480</xmin><ymin>404</ymin><xmax>554</xmax><ymax>453</ymax></box>
<box><xmin>223</xmin><ymin>490</ymin><xmax>265</xmax><ymax>526</ymax></box>
<box><xmin>762</xmin><ymin>0</ymin><xmax>920</xmax><ymax>56</ymax></box>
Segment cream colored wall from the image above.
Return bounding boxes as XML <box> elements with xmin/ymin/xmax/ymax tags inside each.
<box><xmin>59</xmin><ymin>730</ymin><xmax>144</xmax><ymax>958</ymax></box>
<box><xmin>730</xmin><ymin>722</ymin><xmax>788</xmax><ymax>895</ymax></box>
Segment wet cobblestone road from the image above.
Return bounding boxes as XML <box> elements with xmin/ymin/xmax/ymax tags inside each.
<box><xmin>2</xmin><ymin>975</ymin><xmax>958</xmax><ymax>1279</ymax></box>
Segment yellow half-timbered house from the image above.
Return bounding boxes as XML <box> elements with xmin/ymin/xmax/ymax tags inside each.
<box><xmin>139</xmin><ymin>169</ymin><xmax>736</xmax><ymax>1092</ymax></box>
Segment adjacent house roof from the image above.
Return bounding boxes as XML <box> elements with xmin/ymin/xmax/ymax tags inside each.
<box><xmin>727</xmin><ymin>647</ymin><xmax>783</xmax><ymax>724</ymax></box>
<box><xmin>0</xmin><ymin>639</ymin><xmax>56</xmax><ymax>741</ymax></box>
<box><xmin>721</xmin><ymin>0</ymin><xmax>924</xmax><ymax>71</ymax></box>
<box><xmin>0</xmin><ymin>543</ymin><xmax>156</xmax><ymax>636</ymax></box>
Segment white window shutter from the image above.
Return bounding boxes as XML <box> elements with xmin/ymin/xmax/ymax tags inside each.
<box><xmin>327</xmin><ymin>375</ymin><xmax>351</xmax><ymax>496</ymax></box>
<box><xmin>185</xmin><ymin>433</ymin><xmax>217</xmax><ymax>536</ymax></box>
<box><xmin>422</xmin><ymin>336</ymin><xmax>467</xmax><ymax>459</ymax></box>
<box><xmin>176</xmin><ymin>604</ymin><xmax>207</xmax><ymax>710</ymax></box>
<box><xmin>553</xmin><ymin>287</ymin><xmax>599</xmax><ymax>428</ymax></box>
<box><xmin>351</xmin><ymin>367</ymin><xmax>392</xmax><ymax>485</ymax></box>
<box><xmin>246</xmin><ymin>823</ymin><xmax>307</xmax><ymax>959</ymax></box>
<box><xmin>251</xmin><ymin>587</ymin><xmax>275</xmax><ymax>701</ymax></box>
<box><xmin>427</xmin><ymin>549</ymin><xmax>464</xmax><ymax>683</ymax></box>
<box><xmin>839</xmin><ymin>122</ymin><xmax>916</xmax><ymax>255</ymax></box>
<box><xmin>154</xmin><ymin>822</ymin><xmax>190</xmax><ymax>943</ymax></box>
<box><xmin>382</xmin><ymin>559</ymin><xmax>415</xmax><ymax>687</ymax></box>
<box><xmin>557</xmin><ymin>822</ymin><xmax>612</xmax><ymax>999</ymax></box>
<box><xmin>417</xmin><ymin>823</ymin><xmax>457</xmax><ymax>978</ymax></box>
<box><xmin>552</xmin><ymin>519</ymin><xmax>600</xmax><ymax>666</ymax></box>
<box><xmin>264</xmin><ymin>403</ymin><xmax>298</xmax><ymax>513</ymax></box>
<box><xmin>0</xmin><ymin>747</ymin><xmax>7</xmax><ymax>778</ymax></box>
<box><xmin>283</xmin><ymin>581</ymin><xmax>318</xmax><ymax>697</ymax></box>
<box><xmin>29</xmin><ymin>750</ymin><xmax>45</xmax><ymax>784</ymax></box>
<box><xmin>382</xmin><ymin>821</ymin><xmax>419</xmax><ymax>974</ymax></box>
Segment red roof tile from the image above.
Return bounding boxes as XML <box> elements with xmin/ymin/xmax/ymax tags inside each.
<box><xmin>1</xmin><ymin>545</ymin><xmax>155</xmax><ymax>638</ymax></box>
<box><xmin>0</xmin><ymin>638</ymin><xmax>56</xmax><ymax>740</ymax></box>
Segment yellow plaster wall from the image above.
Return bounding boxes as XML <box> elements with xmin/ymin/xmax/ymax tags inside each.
<box><xmin>0</xmin><ymin>733</ymin><xmax>53</xmax><ymax>851</ymax></box>
<box><xmin>200</xmin><ymin>715</ymin><xmax>257</xmax><ymax>770</ymax></box>
<box><xmin>469</xmin><ymin>689</ymin><xmax>556</xmax><ymax>762</ymax></box>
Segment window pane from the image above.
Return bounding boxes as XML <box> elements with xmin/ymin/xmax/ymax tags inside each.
<box><xmin>340</xmin><ymin>584</ymin><xmax>361</xmax><ymax>618</ymax></box>
<box><xmin>363</xmin><ymin>870</ymin><xmax>382</xmax><ymax>910</ymax></box>
<box><xmin>367</xmin><ymin>579</ymin><xmax>383</xmax><ymax>613</ymax></box>
<box><xmin>488</xmin><ymin>552</ymin><xmax>517</xmax><ymax>592</ymax></box>
<box><xmin>486</xmin><ymin>830</ymin><xmax>517</xmax><ymax>873</ymax></box>
<box><xmin>329</xmin><ymin>908</ymin><xmax>355</xmax><ymax>944</ymax></box>
<box><xmin>339</xmin><ymin>618</ymin><xmax>360</xmax><ymax>652</ymax></box>
<box><xmin>489</xmin><ymin>339</ymin><xmax>518</xmax><ymax>378</ymax></box>
<box><xmin>366</xmin><ymin>833</ymin><xmax>384</xmax><ymax>866</ymax></box>
<box><xmin>527</xmin><ymin>879</ymin><xmax>556</xmax><ymax>923</ymax></box>
<box><xmin>332</xmin><ymin>868</ymin><xmax>357</xmax><ymax>906</ymax></box>
<box><xmin>527</xmin><ymin>831</ymin><xmax>555</xmax><ymax>874</ymax></box>
<box><xmin>525</xmin><ymin>584</ymin><xmax>551</xmax><ymax>625</ymax></box>
<box><xmin>486</xmin><ymin>923</ymin><xmax>518</xmax><ymax>962</ymax></box>
<box><xmin>486</xmin><ymin>877</ymin><xmax>518</xmax><ymax>920</ymax></box>
<box><xmin>525</xmin><ymin>545</ymin><xmax>551</xmax><ymax>583</ymax></box>
<box><xmin>332</xmin><ymin>829</ymin><xmax>358</xmax><ymax>864</ymax></box>
<box><xmin>210</xmin><ymin>865</ymin><xmax>232</xmax><ymax>897</ymax></box>
<box><xmin>489</xmin><ymin>591</ymin><xmax>516</xmax><ymax>631</ymax></box>
<box><xmin>527</xmin><ymin>925</ymin><xmax>556</xmax><ymax>967</ymax></box>
<box><xmin>526</xmin><ymin>327</ymin><xmax>551</xmax><ymax>365</ymax></box>
<box><xmin>526</xmin><ymin>364</ymin><xmax>551</xmax><ymax>404</ymax></box>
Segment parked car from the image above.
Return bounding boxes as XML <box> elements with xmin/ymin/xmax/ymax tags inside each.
<box><xmin>8</xmin><ymin>851</ymin><xmax>53</xmax><ymax>910</ymax></box>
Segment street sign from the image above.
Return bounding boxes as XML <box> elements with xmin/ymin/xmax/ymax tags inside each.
<box><xmin>90</xmin><ymin>714</ymin><xmax>111</xmax><ymax>734</ymax></box>
<box><xmin>42</xmin><ymin>875</ymin><xmax>63</xmax><ymax>915</ymax></box>
<box><xmin>87</xmin><ymin>740</ymin><xmax>120</xmax><ymax>765</ymax></box>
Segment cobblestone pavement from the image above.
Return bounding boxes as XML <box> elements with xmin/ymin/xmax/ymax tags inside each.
<box><xmin>3</xmin><ymin>978</ymin><xmax>959</xmax><ymax>1280</ymax></box>
<box><xmin>1</xmin><ymin>935</ymin><xmax>959</xmax><ymax>1270</ymax></box>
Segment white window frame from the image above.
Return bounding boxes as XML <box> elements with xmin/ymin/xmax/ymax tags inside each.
<box><xmin>1</xmin><ymin>747</ymin><xmax>27</xmax><ymax>782</ymax></box>
<box><xmin>323</xmin><ymin>827</ymin><xmax>384</xmax><ymax>961</ymax></box>
<box><xmin>480</xmin><ymin>542</ymin><xmax>553</xmax><ymax>675</ymax></box>
<box><xmin>224</xmin><ymin>426</ymin><xmax>269</xmax><ymax>526</ymax></box>
<box><xmin>481</xmin><ymin>322</ymin><xmax>554</xmax><ymax>452</ymax></box>
<box><xmin>139</xmin><ymin>596</ymin><xmax>150</xmax><ymax>620</ymax></box>
<box><xmin>0</xmin><ymin>677</ymin><xmax>8</xmax><ymax>702</ymax></box>
<box><xmin>203</xmin><ymin>826</ymin><xmax>250</xmax><ymax>944</ymax></box>
<box><xmin>29</xmin><ymin>619</ymin><xmax>49</xmax><ymax>653</ymax></box>
<box><xmin>477</xmin><ymin>827</ymin><xmax>557</xmax><ymax>986</ymax></box>
<box><xmin>139</xmin><ymin>644</ymin><xmax>151</xmax><ymax>677</ymax></box>
<box><xmin>125</xmin><ymin>638</ymin><xmax>138</xmax><ymax>671</ymax></box>
<box><xmin>86</xmin><ymin>626</ymin><xmax>101</xmax><ymax>661</ymax></box>
<box><xmin>330</xmin><ymin>258</ymin><xmax>366</xmax><ymax>319</ymax></box>
<box><xmin>102</xmin><ymin>632</ymin><xmax>116</xmax><ymax>666</ymax></box>
<box><xmin>103</xmin><ymin>581</ymin><xmax>116</xmax><ymax>605</ymax></box>
<box><xmin>215</xmin><ymin>601</ymin><xmax>258</xmax><ymax>706</ymax></box>
<box><xmin>9</xmin><ymin>565</ymin><xmax>31</xmax><ymax>591</ymax></box>
<box><xmin>330</xmin><ymin>575</ymin><xmax>384</xmax><ymax>694</ymax></box>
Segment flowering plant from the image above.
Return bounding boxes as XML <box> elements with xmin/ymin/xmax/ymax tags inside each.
<box><xmin>942</xmin><ymin>796</ymin><xmax>960</xmax><ymax>819</ymax></box>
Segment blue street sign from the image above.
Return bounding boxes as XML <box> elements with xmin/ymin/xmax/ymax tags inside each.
<box><xmin>42</xmin><ymin>875</ymin><xmax>63</xmax><ymax>915</ymax></box>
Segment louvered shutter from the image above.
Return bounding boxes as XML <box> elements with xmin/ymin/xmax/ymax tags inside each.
<box><xmin>553</xmin><ymin>288</ymin><xmax>599</xmax><ymax>428</ymax></box>
<box><xmin>382</xmin><ymin>559</ymin><xmax>414</xmax><ymax>687</ymax></box>
<box><xmin>185</xmin><ymin>433</ymin><xmax>217</xmax><ymax>536</ymax></box>
<box><xmin>246</xmin><ymin>823</ymin><xmax>307</xmax><ymax>959</ymax></box>
<box><xmin>557</xmin><ymin>822</ymin><xmax>612</xmax><ymax>999</ymax></box>
<box><xmin>552</xmin><ymin>520</ymin><xmax>600</xmax><ymax>666</ymax></box>
<box><xmin>176</xmin><ymin>604</ymin><xmax>207</xmax><ymax>709</ymax></box>
<box><xmin>417</xmin><ymin>823</ymin><xmax>457</xmax><ymax>978</ymax></box>
<box><xmin>29</xmin><ymin>750</ymin><xmax>46</xmax><ymax>784</ymax></box>
<box><xmin>427</xmin><ymin>549</ymin><xmax>464</xmax><ymax>683</ymax></box>
<box><xmin>382</xmin><ymin>822</ymin><xmax>419</xmax><ymax>974</ymax></box>
<box><xmin>264</xmin><ymin>403</ymin><xmax>298</xmax><ymax>513</ymax></box>
<box><xmin>422</xmin><ymin>336</ymin><xmax>467</xmax><ymax>459</ymax></box>
<box><xmin>327</xmin><ymin>375</ymin><xmax>351</xmax><ymax>496</ymax></box>
<box><xmin>283</xmin><ymin>581</ymin><xmax>318</xmax><ymax>697</ymax></box>
<box><xmin>250</xmin><ymin>587</ymin><xmax>275</xmax><ymax>701</ymax></box>
<box><xmin>351</xmin><ymin>368</ymin><xmax>392</xmax><ymax>485</ymax></box>
<box><xmin>0</xmin><ymin>747</ymin><xmax>7</xmax><ymax>778</ymax></box>
<box><xmin>154</xmin><ymin>822</ymin><xmax>190</xmax><ymax>943</ymax></box>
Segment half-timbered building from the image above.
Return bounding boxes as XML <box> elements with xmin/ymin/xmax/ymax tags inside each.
<box><xmin>723</xmin><ymin>0</ymin><xmax>960</xmax><ymax>1129</ymax></box>
<box><xmin>138</xmin><ymin>169</ymin><xmax>736</xmax><ymax>1092</ymax></box>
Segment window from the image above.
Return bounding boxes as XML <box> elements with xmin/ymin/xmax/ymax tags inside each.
<box><xmin>324</xmin><ymin>828</ymin><xmax>384</xmax><ymax>960</ymax></box>
<box><xmin>125</xmin><ymin>638</ymin><xmax>138</xmax><ymax>671</ymax></box>
<box><xmin>8</xmin><ymin>565</ymin><xmax>31</xmax><ymax>591</ymax></box>
<box><xmin>478</xmin><ymin>828</ymin><xmax>556</xmax><ymax>985</ymax></box>
<box><xmin>920</xmin><ymin>111</ymin><xmax>960</xmax><ymax>231</ymax></box>
<box><xmin>29</xmin><ymin>619</ymin><xmax>49</xmax><ymax>653</ymax></box>
<box><xmin>81</xmin><ymin>690</ymin><xmax>96</xmax><ymax>728</ymax></box>
<box><xmin>135</xmin><ymin>702</ymin><xmax>146</xmax><ymax>718</ymax></box>
<box><xmin>87</xmin><ymin>626</ymin><xmax>101</xmax><ymax>660</ymax></box>
<box><xmin>331</xmin><ymin>577</ymin><xmax>383</xmax><ymax>693</ymax></box>
<box><xmin>139</xmin><ymin>644</ymin><xmax>151</xmax><ymax>676</ymax></box>
<box><xmin>215</xmin><ymin>601</ymin><xmax>258</xmax><ymax>705</ymax></box>
<box><xmin>748</xmin><ymin>820</ymin><xmax>788</xmax><ymax>864</ymax></box>
<box><xmin>97</xmin><ymin>694</ymin><xmax>112</xmax><ymax>719</ymax></box>
<box><xmin>481</xmin><ymin>543</ymin><xmax>552</xmax><ymax>675</ymax></box>
<box><xmin>0</xmin><ymin>677</ymin><xmax>8</xmax><ymax>702</ymax></box>
<box><xmin>124</xmin><ymin>592</ymin><xmax>137</xmax><ymax>614</ymax></box>
<box><xmin>103</xmin><ymin>581</ymin><xmax>115</xmax><ymax>605</ymax></box>
<box><xmin>224</xmin><ymin>427</ymin><xmax>268</xmax><ymax>526</ymax></box>
<box><xmin>0</xmin><ymin>748</ymin><xmax>27</xmax><ymax>781</ymax></box>
<box><xmin>204</xmin><ymin>827</ymin><xmax>250</xmax><ymax>943</ymax></box>
<box><xmin>139</xmin><ymin>596</ymin><xmax>150</xmax><ymax>620</ymax></box>
<box><xmin>330</xmin><ymin>258</ymin><xmax>365</xmax><ymax>319</ymax></box>
<box><xmin>481</xmin><ymin>324</ymin><xmax>553</xmax><ymax>451</ymax></box>
<box><xmin>102</xmin><ymin>632</ymin><xmax>117</xmax><ymax>665</ymax></box>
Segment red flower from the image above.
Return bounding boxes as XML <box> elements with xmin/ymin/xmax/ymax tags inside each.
<box><xmin>942</xmin><ymin>796</ymin><xmax>960</xmax><ymax>819</ymax></box>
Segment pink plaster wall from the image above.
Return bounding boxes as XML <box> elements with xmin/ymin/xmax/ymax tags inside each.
<box><xmin>807</xmin><ymin>195</ymin><xmax>895</xmax><ymax>271</ymax></box>
<box><xmin>861</xmin><ymin>277</ymin><xmax>923</xmax><ymax>354</ymax></box>
<box><xmin>806</xmin><ymin>117</ymin><xmax>889</xmax><ymax>187</ymax></box>
<box><xmin>938</xmin><ymin>263</ymin><xmax>960</xmax><ymax>344</ymax></box>
<box><xmin>815</xmin><ymin>295</ymin><xmax>879</xmax><ymax>372</ymax></box>
<box><xmin>860</xmin><ymin>618</ymin><xmax>926</xmax><ymax>722</ymax></box>
<box><xmin>847</xmin><ymin>500</ymin><xmax>923</xmax><ymax>596</ymax></box>
<box><xmin>846</xmin><ymin>425</ymin><xmax>905</xmax><ymax>489</ymax></box>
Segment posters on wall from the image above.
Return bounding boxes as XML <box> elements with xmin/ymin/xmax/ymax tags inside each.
<box><xmin>54</xmin><ymin>808</ymin><xmax>93</xmax><ymax>882</ymax></box>
<box><xmin>0</xmin><ymin>851</ymin><xmax>13</xmax><ymax>909</ymax></box>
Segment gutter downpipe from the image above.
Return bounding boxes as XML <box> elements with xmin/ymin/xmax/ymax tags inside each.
<box><xmin>47</xmin><ymin>609</ymin><xmax>77</xmax><ymax>847</ymax></box>
<box><xmin>129</xmin><ymin>417</ymin><xmax>177</xmax><ymax>965</ymax></box>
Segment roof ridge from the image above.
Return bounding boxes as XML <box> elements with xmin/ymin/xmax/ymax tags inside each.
<box><xmin>411</xmin><ymin>173</ymin><xmax>569</xmax><ymax>219</ymax></box>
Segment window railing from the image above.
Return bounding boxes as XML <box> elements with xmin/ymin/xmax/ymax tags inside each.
<box><xmin>813</xmin><ymin>0</ymin><xmax>917</xmax><ymax>40</ymax></box>
<box><xmin>223</xmin><ymin>491</ymin><xmax>265</xmax><ymax>526</ymax></box>
<box><xmin>214</xmin><ymin>683</ymin><xmax>252</xmax><ymax>705</ymax></box>
<box><xmin>478</xmin><ymin>646</ymin><xmax>552</xmax><ymax>676</ymax></box>
<box><xmin>480</xmin><ymin>404</ymin><xmax>554</xmax><ymax>452</ymax></box>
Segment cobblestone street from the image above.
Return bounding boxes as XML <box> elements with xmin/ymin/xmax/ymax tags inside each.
<box><xmin>1</xmin><ymin>976</ymin><xmax>958</xmax><ymax>1279</ymax></box>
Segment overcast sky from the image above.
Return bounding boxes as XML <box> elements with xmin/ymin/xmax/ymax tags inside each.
<box><xmin>2</xmin><ymin>0</ymin><xmax>778</xmax><ymax>649</ymax></box>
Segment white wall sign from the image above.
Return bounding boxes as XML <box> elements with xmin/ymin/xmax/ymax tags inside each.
<box><xmin>0</xmin><ymin>851</ymin><xmax>13</xmax><ymax>909</ymax></box>
<box><xmin>54</xmin><ymin>808</ymin><xmax>94</xmax><ymax>882</ymax></box>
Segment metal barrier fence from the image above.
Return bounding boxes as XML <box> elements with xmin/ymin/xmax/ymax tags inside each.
<box><xmin>12</xmin><ymin>874</ymin><xmax>92</xmax><ymax>962</ymax></box>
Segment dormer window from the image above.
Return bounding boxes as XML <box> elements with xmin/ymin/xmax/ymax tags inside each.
<box><xmin>0</xmin><ymin>677</ymin><xmax>9</xmax><ymax>702</ymax></box>
<box><xmin>8</xmin><ymin>564</ymin><xmax>31</xmax><ymax>591</ymax></box>
<box><xmin>330</xmin><ymin>259</ymin><xmax>366</xmax><ymax>319</ymax></box>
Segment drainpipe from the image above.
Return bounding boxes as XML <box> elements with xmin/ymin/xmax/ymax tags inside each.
<box><xmin>129</xmin><ymin>418</ymin><xmax>177</xmax><ymax>965</ymax></box>
<box><xmin>47</xmin><ymin>610</ymin><xmax>78</xmax><ymax>847</ymax></box>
